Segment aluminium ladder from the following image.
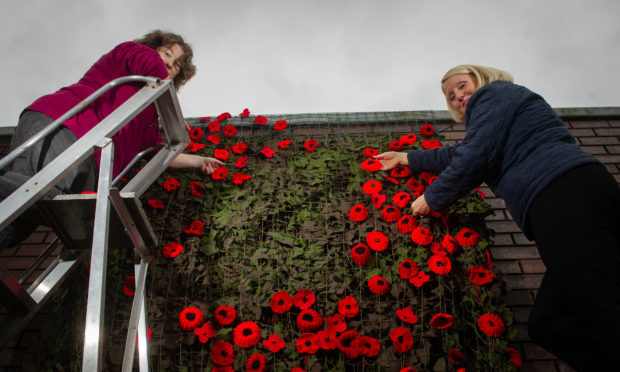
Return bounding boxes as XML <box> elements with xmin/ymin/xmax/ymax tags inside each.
<box><xmin>0</xmin><ymin>76</ymin><xmax>190</xmax><ymax>371</ymax></box>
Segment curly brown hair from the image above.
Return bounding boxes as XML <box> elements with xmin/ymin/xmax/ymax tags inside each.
<box><xmin>134</xmin><ymin>29</ymin><xmax>196</xmax><ymax>89</ymax></box>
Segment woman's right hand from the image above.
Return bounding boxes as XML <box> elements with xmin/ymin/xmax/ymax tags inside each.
<box><xmin>373</xmin><ymin>152</ymin><xmax>408</xmax><ymax>171</ymax></box>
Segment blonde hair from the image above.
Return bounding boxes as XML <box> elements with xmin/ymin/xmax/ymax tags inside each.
<box><xmin>441</xmin><ymin>65</ymin><xmax>513</xmax><ymax>122</ymax></box>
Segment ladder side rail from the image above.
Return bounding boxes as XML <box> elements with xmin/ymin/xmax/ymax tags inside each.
<box><xmin>121</xmin><ymin>259</ymin><xmax>149</xmax><ymax>372</ymax></box>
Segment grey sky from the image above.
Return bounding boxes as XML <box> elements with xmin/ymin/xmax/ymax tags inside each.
<box><xmin>1</xmin><ymin>0</ymin><xmax>619</xmax><ymax>127</ymax></box>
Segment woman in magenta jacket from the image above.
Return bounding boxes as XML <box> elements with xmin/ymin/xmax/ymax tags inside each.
<box><xmin>0</xmin><ymin>30</ymin><xmax>223</xmax><ymax>248</ymax></box>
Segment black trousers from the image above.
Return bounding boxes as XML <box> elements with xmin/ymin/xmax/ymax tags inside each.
<box><xmin>527</xmin><ymin>163</ymin><xmax>620</xmax><ymax>371</ymax></box>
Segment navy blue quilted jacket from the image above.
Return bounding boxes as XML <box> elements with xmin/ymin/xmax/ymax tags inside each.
<box><xmin>408</xmin><ymin>81</ymin><xmax>598</xmax><ymax>238</ymax></box>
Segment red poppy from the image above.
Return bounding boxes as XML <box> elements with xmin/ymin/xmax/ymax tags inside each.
<box><xmin>207</xmin><ymin>134</ymin><xmax>220</xmax><ymax>144</ymax></box>
<box><xmin>382</xmin><ymin>175</ymin><xmax>400</xmax><ymax>185</ymax></box>
<box><xmin>448</xmin><ymin>349</ymin><xmax>465</xmax><ymax>365</ymax></box>
<box><xmin>427</xmin><ymin>176</ymin><xmax>437</xmax><ymax>185</ymax></box>
<box><xmin>254</xmin><ymin>115</ymin><xmax>268</xmax><ymax>125</ymax></box>
<box><xmin>370</xmin><ymin>193</ymin><xmax>386</xmax><ymax>209</ymax></box>
<box><xmin>467</xmin><ymin>266</ymin><xmax>495</xmax><ymax>286</ymax></box>
<box><xmin>361</xmin><ymin>158</ymin><xmax>382</xmax><ymax>172</ymax></box>
<box><xmin>392</xmin><ymin>192</ymin><xmax>411</xmax><ymax>209</ymax></box>
<box><xmin>211</xmin><ymin>340</ymin><xmax>235</xmax><ymax>366</ymax></box>
<box><xmin>179</xmin><ymin>307</ymin><xmax>204</xmax><ymax>331</ymax></box>
<box><xmin>147</xmin><ymin>199</ymin><xmax>164</xmax><ymax>209</ymax></box>
<box><xmin>212</xmin><ymin>166</ymin><xmax>229</xmax><ymax>180</ymax></box>
<box><xmin>419</xmin><ymin>172</ymin><xmax>433</xmax><ymax>184</ymax></box>
<box><xmin>262</xmin><ymin>334</ymin><xmax>285</xmax><ymax>353</ymax></box>
<box><xmin>406</xmin><ymin>178</ymin><xmax>425</xmax><ymax>194</ymax></box>
<box><xmin>218</xmin><ymin>112</ymin><xmax>232</xmax><ymax>121</ymax></box>
<box><xmin>214</xmin><ymin>305</ymin><xmax>236</xmax><ymax>325</ymax></box>
<box><xmin>304</xmin><ymin>139</ymin><xmax>317</xmax><ymax>152</ymax></box>
<box><xmin>397</xmin><ymin>215</ymin><xmax>417</xmax><ymax>234</ymax></box>
<box><xmin>362</xmin><ymin>180</ymin><xmax>383</xmax><ymax>195</ymax></box>
<box><xmin>234</xmin><ymin>321</ymin><xmax>261</xmax><ymax>348</ymax></box>
<box><xmin>212</xmin><ymin>366</ymin><xmax>234</xmax><ymax>372</ymax></box>
<box><xmin>475</xmin><ymin>187</ymin><xmax>486</xmax><ymax>199</ymax></box>
<box><xmin>430</xmin><ymin>313</ymin><xmax>454</xmax><ymax>330</ymax></box>
<box><xmin>338</xmin><ymin>296</ymin><xmax>359</xmax><ymax>318</ymax></box>
<box><xmin>326</xmin><ymin>313</ymin><xmax>347</xmax><ymax>333</ymax></box>
<box><xmin>400</xmin><ymin>368</ymin><xmax>417</xmax><ymax>372</ymax></box>
<box><xmin>337</xmin><ymin>330</ymin><xmax>361</xmax><ymax>359</ymax></box>
<box><xmin>259</xmin><ymin>146</ymin><xmax>275</xmax><ymax>158</ymax></box>
<box><xmin>194</xmin><ymin>321</ymin><xmax>216</xmax><ymax>343</ymax></box>
<box><xmin>189</xmin><ymin>126</ymin><xmax>204</xmax><ymax>140</ymax></box>
<box><xmin>441</xmin><ymin>234</ymin><xmax>458</xmax><ymax>255</ymax></box>
<box><xmin>396</xmin><ymin>307</ymin><xmax>418</xmax><ymax>324</ymax></box>
<box><xmin>478</xmin><ymin>313</ymin><xmax>504</xmax><ymax>337</ymax></box>
<box><xmin>428</xmin><ymin>254</ymin><xmax>452</xmax><ymax>275</ymax></box>
<box><xmin>391</xmin><ymin>165</ymin><xmax>411</xmax><ymax>178</ymax></box>
<box><xmin>291</xmin><ymin>368</ymin><xmax>307</xmax><ymax>372</ymax></box>
<box><xmin>123</xmin><ymin>276</ymin><xmax>135</xmax><ymax>296</ymax></box>
<box><xmin>234</xmin><ymin>156</ymin><xmax>247</xmax><ymax>169</ymax></box>
<box><xmin>366</xmin><ymin>231</ymin><xmax>389</xmax><ymax>251</ymax></box>
<box><xmin>296</xmin><ymin>333</ymin><xmax>320</xmax><ymax>354</ymax></box>
<box><xmin>351</xmin><ymin>243</ymin><xmax>371</xmax><ymax>266</ymax></box>
<box><xmin>232</xmin><ymin>173</ymin><xmax>252</xmax><ymax>185</ymax></box>
<box><xmin>246</xmin><ymin>353</ymin><xmax>266</xmax><ymax>372</ymax></box>
<box><xmin>409</xmin><ymin>270</ymin><xmax>430</xmax><ymax>287</ymax></box>
<box><xmin>430</xmin><ymin>242</ymin><xmax>448</xmax><ymax>256</ymax></box>
<box><xmin>422</xmin><ymin>139</ymin><xmax>441</xmax><ymax>149</ymax></box>
<box><xmin>208</xmin><ymin>119</ymin><xmax>221</xmax><ymax>132</ymax></box>
<box><xmin>223</xmin><ymin>124</ymin><xmax>237</xmax><ymax>137</ymax></box>
<box><xmin>411</xmin><ymin>226</ymin><xmax>433</xmax><ymax>246</ymax></box>
<box><xmin>348</xmin><ymin>204</ymin><xmax>369</xmax><ymax>222</ymax></box>
<box><xmin>358</xmin><ymin>336</ymin><xmax>380</xmax><ymax>357</ymax></box>
<box><xmin>317</xmin><ymin>329</ymin><xmax>339</xmax><ymax>350</ymax></box>
<box><xmin>162</xmin><ymin>177</ymin><xmax>180</xmax><ymax>191</ymax></box>
<box><xmin>277</xmin><ymin>139</ymin><xmax>291</xmax><ymax>149</ymax></box>
<box><xmin>185</xmin><ymin>220</ymin><xmax>204</xmax><ymax>235</ymax></box>
<box><xmin>296</xmin><ymin>309</ymin><xmax>323</xmax><ymax>332</ymax></box>
<box><xmin>456</xmin><ymin>228</ymin><xmax>480</xmax><ymax>247</ymax></box>
<box><xmin>398</xmin><ymin>258</ymin><xmax>419</xmax><ymax>279</ymax></box>
<box><xmin>293</xmin><ymin>289</ymin><xmax>315</xmax><ymax>310</ymax></box>
<box><xmin>363</xmin><ymin>148</ymin><xmax>379</xmax><ymax>157</ymax></box>
<box><xmin>389</xmin><ymin>140</ymin><xmax>404</xmax><ymax>151</ymax></box>
<box><xmin>399</xmin><ymin>133</ymin><xmax>417</xmax><ymax>145</ymax></box>
<box><xmin>232</xmin><ymin>142</ymin><xmax>248</xmax><ymax>154</ymax></box>
<box><xmin>190</xmin><ymin>181</ymin><xmax>205</xmax><ymax>196</ymax></box>
<box><xmin>420</xmin><ymin>123</ymin><xmax>436</xmax><ymax>137</ymax></box>
<box><xmin>199</xmin><ymin>116</ymin><xmax>211</xmax><ymax>121</ymax></box>
<box><xmin>368</xmin><ymin>275</ymin><xmax>390</xmax><ymax>295</ymax></box>
<box><xmin>390</xmin><ymin>327</ymin><xmax>413</xmax><ymax>353</ymax></box>
<box><xmin>506</xmin><ymin>347</ymin><xmax>522</xmax><ymax>368</ymax></box>
<box><xmin>274</xmin><ymin>120</ymin><xmax>288</xmax><ymax>131</ymax></box>
<box><xmin>381</xmin><ymin>206</ymin><xmax>402</xmax><ymax>223</ymax></box>
<box><xmin>270</xmin><ymin>290</ymin><xmax>293</xmax><ymax>314</ymax></box>
<box><xmin>187</xmin><ymin>141</ymin><xmax>206</xmax><ymax>152</ymax></box>
<box><xmin>240</xmin><ymin>108</ymin><xmax>250</xmax><ymax>117</ymax></box>
<box><xmin>163</xmin><ymin>242</ymin><xmax>183</xmax><ymax>258</ymax></box>
<box><xmin>214</xmin><ymin>149</ymin><xmax>230</xmax><ymax>161</ymax></box>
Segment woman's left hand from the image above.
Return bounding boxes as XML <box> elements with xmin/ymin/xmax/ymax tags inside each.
<box><xmin>411</xmin><ymin>195</ymin><xmax>431</xmax><ymax>216</ymax></box>
<box><xmin>169</xmin><ymin>153</ymin><xmax>224</xmax><ymax>174</ymax></box>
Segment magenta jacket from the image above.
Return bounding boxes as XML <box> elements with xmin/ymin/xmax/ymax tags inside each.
<box><xmin>26</xmin><ymin>41</ymin><xmax>169</xmax><ymax>178</ymax></box>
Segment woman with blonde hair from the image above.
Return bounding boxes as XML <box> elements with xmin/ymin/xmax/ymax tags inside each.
<box><xmin>375</xmin><ymin>64</ymin><xmax>620</xmax><ymax>369</ymax></box>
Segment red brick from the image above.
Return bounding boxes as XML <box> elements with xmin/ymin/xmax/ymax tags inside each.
<box><xmin>487</xmin><ymin>220</ymin><xmax>521</xmax><ymax>233</ymax></box>
<box><xmin>513</xmin><ymin>233</ymin><xmax>536</xmax><ymax>245</ymax></box>
<box><xmin>579</xmin><ymin>136</ymin><xmax>619</xmax><ymax>145</ymax></box>
<box><xmin>520</xmin><ymin>260</ymin><xmax>547</xmax><ymax>274</ymax></box>
<box><xmin>568</xmin><ymin>120</ymin><xmax>609</xmax><ymax>128</ymax></box>
<box><xmin>594</xmin><ymin>154</ymin><xmax>620</xmax><ymax>164</ymax></box>
<box><xmin>594</xmin><ymin>127</ymin><xmax>620</xmax><ymax>136</ymax></box>
<box><xmin>491</xmin><ymin>246</ymin><xmax>540</xmax><ymax>260</ymax></box>
<box><xmin>504</xmin><ymin>274</ymin><xmax>543</xmax><ymax>290</ymax></box>
<box><xmin>580</xmin><ymin>146</ymin><xmax>607</xmax><ymax>155</ymax></box>
<box><xmin>503</xmin><ymin>289</ymin><xmax>534</xmax><ymax>306</ymax></box>
<box><xmin>492</xmin><ymin>233</ymin><xmax>515</xmax><ymax>246</ymax></box>
<box><xmin>568</xmin><ymin>128</ymin><xmax>596</xmax><ymax>137</ymax></box>
<box><xmin>484</xmin><ymin>197</ymin><xmax>506</xmax><ymax>209</ymax></box>
<box><xmin>0</xmin><ymin>247</ymin><xmax>17</xmax><ymax>257</ymax></box>
<box><xmin>14</xmin><ymin>244</ymin><xmax>46</xmax><ymax>257</ymax></box>
<box><xmin>441</xmin><ymin>132</ymin><xmax>466</xmax><ymax>140</ymax></box>
<box><xmin>494</xmin><ymin>260</ymin><xmax>522</xmax><ymax>274</ymax></box>
<box><xmin>606</xmin><ymin>145</ymin><xmax>620</xmax><ymax>154</ymax></box>
<box><xmin>511</xmin><ymin>306</ymin><xmax>533</xmax><ymax>323</ymax></box>
<box><xmin>485</xmin><ymin>210</ymin><xmax>507</xmax><ymax>221</ymax></box>
<box><xmin>21</xmin><ymin>231</ymin><xmax>48</xmax><ymax>244</ymax></box>
<box><xmin>609</xmin><ymin>120</ymin><xmax>620</xmax><ymax>128</ymax></box>
<box><xmin>509</xmin><ymin>323</ymin><xmax>532</xmax><ymax>341</ymax></box>
<box><xmin>1</xmin><ymin>257</ymin><xmax>34</xmax><ymax>270</ymax></box>
<box><xmin>523</xmin><ymin>342</ymin><xmax>558</xmax><ymax>360</ymax></box>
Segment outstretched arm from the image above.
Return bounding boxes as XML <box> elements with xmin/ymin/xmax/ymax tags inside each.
<box><xmin>169</xmin><ymin>153</ymin><xmax>224</xmax><ymax>175</ymax></box>
<box><xmin>373</xmin><ymin>151</ymin><xmax>409</xmax><ymax>171</ymax></box>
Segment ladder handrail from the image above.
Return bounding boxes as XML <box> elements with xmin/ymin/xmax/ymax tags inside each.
<box><xmin>0</xmin><ymin>75</ymin><xmax>161</xmax><ymax>171</ymax></box>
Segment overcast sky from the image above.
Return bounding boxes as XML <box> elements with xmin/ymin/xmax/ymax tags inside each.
<box><xmin>1</xmin><ymin>0</ymin><xmax>619</xmax><ymax>127</ymax></box>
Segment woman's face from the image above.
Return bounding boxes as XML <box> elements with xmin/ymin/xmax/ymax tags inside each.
<box><xmin>442</xmin><ymin>74</ymin><xmax>477</xmax><ymax>116</ymax></box>
<box><xmin>157</xmin><ymin>43</ymin><xmax>184</xmax><ymax>79</ymax></box>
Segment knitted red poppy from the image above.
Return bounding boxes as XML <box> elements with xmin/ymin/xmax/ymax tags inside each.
<box><xmin>409</xmin><ymin>270</ymin><xmax>430</xmax><ymax>287</ymax></box>
<box><xmin>399</xmin><ymin>133</ymin><xmax>417</xmax><ymax>145</ymax></box>
<box><xmin>400</xmin><ymin>368</ymin><xmax>416</xmax><ymax>372</ymax></box>
<box><xmin>240</xmin><ymin>108</ymin><xmax>250</xmax><ymax>117</ymax></box>
<box><xmin>430</xmin><ymin>242</ymin><xmax>448</xmax><ymax>256</ymax></box>
<box><xmin>430</xmin><ymin>313</ymin><xmax>454</xmax><ymax>330</ymax></box>
<box><xmin>162</xmin><ymin>242</ymin><xmax>183</xmax><ymax>258</ymax></box>
<box><xmin>363</xmin><ymin>147</ymin><xmax>379</xmax><ymax>157</ymax></box>
<box><xmin>361</xmin><ymin>158</ymin><xmax>382</xmax><ymax>172</ymax></box>
<box><xmin>348</xmin><ymin>204</ymin><xmax>369</xmax><ymax>222</ymax></box>
<box><xmin>506</xmin><ymin>347</ymin><xmax>522</xmax><ymax>368</ymax></box>
<box><xmin>389</xmin><ymin>140</ymin><xmax>404</xmax><ymax>151</ymax></box>
<box><xmin>456</xmin><ymin>228</ymin><xmax>480</xmax><ymax>247</ymax></box>
<box><xmin>317</xmin><ymin>329</ymin><xmax>339</xmax><ymax>350</ymax></box>
<box><xmin>232</xmin><ymin>173</ymin><xmax>251</xmax><ymax>185</ymax></box>
<box><xmin>337</xmin><ymin>330</ymin><xmax>361</xmax><ymax>359</ymax></box>
<box><xmin>406</xmin><ymin>178</ymin><xmax>425</xmax><ymax>194</ymax></box>
<box><xmin>368</xmin><ymin>275</ymin><xmax>390</xmax><ymax>295</ymax></box>
<box><xmin>207</xmin><ymin>134</ymin><xmax>220</xmax><ymax>144</ymax></box>
<box><xmin>478</xmin><ymin>313</ymin><xmax>504</xmax><ymax>337</ymax></box>
<box><xmin>293</xmin><ymin>289</ymin><xmax>315</xmax><ymax>310</ymax></box>
<box><xmin>186</xmin><ymin>141</ymin><xmax>205</xmax><ymax>152</ymax></box>
<box><xmin>259</xmin><ymin>146</ymin><xmax>275</xmax><ymax>158</ymax></box>
<box><xmin>199</xmin><ymin>116</ymin><xmax>211</xmax><ymax>121</ymax></box>
<box><xmin>184</xmin><ymin>220</ymin><xmax>204</xmax><ymax>235</ymax></box>
<box><xmin>370</xmin><ymin>193</ymin><xmax>386</xmax><ymax>209</ymax></box>
<box><xmin>398</xmin><ymin>258</ymin><xmax>420</xmax><ymax>279</ymax></box>
<box><xmin>396</xmin><ymin>307</ymin><xmax>418</xmax><ymax>324</ymax></box>
<box><xmin>214</xmin><ymin>305</ymin><xmax>236</xmax><ymax>325</ymax></box>
<box><xmin>358</xmin><ymin>335</ymin><xmax>380</xmax><ymax>357</ymax></box>
<box><xmin>211</xmin><ymin>340</ymin><xmax>235</xmax><ymax>366</ymax></box>
<box><xmin>428</xmin><ymin>254</ymin><xmax>452</xmax><ymax>275</ymax></box>
<box><xmin>411</xmin><ymin>226</ymin><xmax>434</xmax><ymax>246</ymax></box>
<box><xmin>162</xmin><ymin>177</ymin><xmax>180</xmax><ymax>191</ymax></box>
<box><xmin>254</xmin><ymin>115</ymin><xmax>268</xmax><ymax>125</ymax></box>
<box><xmin>208</xmin><ymin>120</ymin><xmax>221</xmax><ymax>132</ymax></box>
<box><xmin>296</xmin><ymin>309</ymin><xmax>323</xmax><ymax>332</ymax></box>
<box><xmin>179</xmin><ymin>307</ymin><xmax>204</xmax><ymax>331</ymax></box>
<box><xmin>232</xmin><ymin>142</ymin><xmax>248</xmax><ymax>154</ymax></box>
<box><xmin>273</xmin><ymin>120</ymin><xmax>288</xmax><ymax>131</ymax></box>
<box><xmin>467</xmin><ymin>266</ymin><xmax>494</xmax><ymax>286</ymax></box>
<box><xmin>366</xmin><ymin>231</ymin><xmax>389</xmax><ymax>251</ymax></box>
<box><xmin>422</xmin><ymin>139</ymin><xmax>441</xmax><ymax>149</ymax></box>
<box><xmin>214</xmin><ymin>149</ymin><xmax>230</xmax><ymax>161</ymax></box>
<box><xmin>338</xmin><ymin>296</ymin><xmax>359</xmax><ymax>318</ymax></box>
<box><xmin>393</xmin><ymin>192</ymin><xmax>412</xmax><ymax>208</ymax></box>
<box><xmin>351</xmin><ymin>243</ymin><xmax>371</xmax><ymax>266</ymax></box>
<box><xmin>123</xmin><ymin>276</ymin><xmax>135</xmax><ymax>296</ymax></box>
<box><xmin>234</xmin><ymin>321</ymin><xmax>261</xmax><ymax>348</ymax></box>
<box><xmin>190</xmin><ymin>181</ymin><xmax>204</xmax><ymax>196</ymax></box>
<box><xmin>441</xmin><ymin>234</ymin><xmax>458</xmax><ymax>255</ymax></box>
<box><xmin>218</xmin><ymin>112</ymin><xmax>232</xmax><ymax>121</ymax></box>
<box><xmin>270</xmin><ymin>290</ymin><xmax>293</xmax><ymax>314</ymax></box>
<box><xmin>147</xmin><ymin>199</ymin><xmax>164</xmax><ymax>209</ymax></box>
<box><xmin>397</xmin><ymin>215</ymin><xmax>417</xmax><ymax>234</ymax></box>
<box><xmin>194</xmin><ymin>321</ymin><xmax>216</xmax><ymax>343</ymax></box>
<box><xmin>296</xmin><ymin>333</ymin><xmax>320</xmax><ymax>354</ymax></box>
<box><xmin>382</xmin><ymin>175</ymin><xmax>399</xmax><ymax>185</ymax></box>
<box><xmin>390</xmin><ymin>327</ymin><xmax>413</xmax><ymax>353</ymax></box>
<box><xmin>381</xmin><ymin>206</ymin><xmax>402</xmax><ymax>223</ymax></box>
<box><xmin>189</xmin><ymin>126</ymin><xmax>204</xmax><ymax>140</ymax></box>
<box><xmin>245</xmin><ymin>353</ymin><xmax>266</xmax><ymax>372</ymax></box>
<box><xmin>390</xmin><ymin>165</ymin><xmax>411</xmax><ymax>178</ymax></box>
<box><xmin>326</xmin><ymin>313</ymin><xmax>347</xmax><ymax>333</ymax></box>
<box><xmin>448</xmin><ymin>348</ymin><xmax>465</xmax><ymax>365</ymax></box>
<box><xmin>262</xmin><ymin>334</ymin><xmax>285</xmax><ymax>353</ymax></box>
<box><xmin>304</xmin><ymin>139</ymin><xmax>317</xmax><ymax>152</ymax></box>
<box><xmin>362</xmin><ymin>180</ymin><xmax>383</xmax><ymax>195</ymax></box>
<box><xmin>211</xmin><ymin>166</ymin><xmax>229</xmax><ymax>180</ymax></box>
<box><xmin>277</xmin><ymin>139</ymin><xmax>291</xmax><ymax>149</ymax></box>
<box><xmin>420</xmin><ymin>123</ymin><xmax>436</xmax><ymax>137</ymax></box>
